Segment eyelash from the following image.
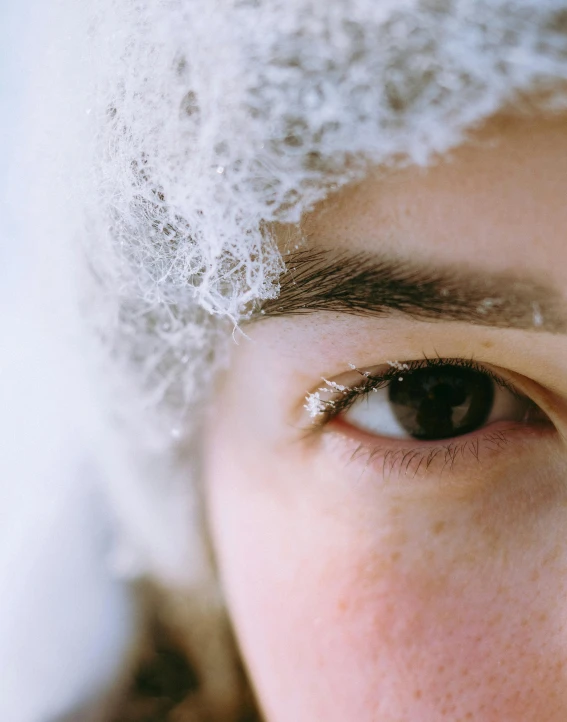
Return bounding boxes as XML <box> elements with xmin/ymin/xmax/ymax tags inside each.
<box><xmin>342</xmin><ymin>431</ymin><xmax>515</xmax><ymax>480</ymax></box>
<box><xmin>304</xmin><ymin>356</ymin><xmax>548</xmax><ymax>478</ymax></box>
<box><xmin>306</xmin><ymin>356</ymin><xmax>523</xmax><ymax>425</ymax></box>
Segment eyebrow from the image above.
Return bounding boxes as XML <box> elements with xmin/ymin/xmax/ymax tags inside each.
<box><xmin>255</xmin><ymin>249</ymin><xmax>566</xmax><ymax>334</ymax></box>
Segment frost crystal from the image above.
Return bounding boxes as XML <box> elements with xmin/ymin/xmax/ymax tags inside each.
<box><xmin>347</xmin><ymin>363</ymin><xmax>370</xmax><ymax>376</ymax></box>
<box><xmin>387</xmin><ymin>360</ymin><xmax>410</xmax><ymax>371</ymax></box>
<box><xmin>321</xmin><ymin>378</ymin><xmax>346</xmax><ymax>392</ymax></box>
<box><xmin>304</xmin><ymin>391</ymin><xmax>327</xmax><ymax>418</ymax></box>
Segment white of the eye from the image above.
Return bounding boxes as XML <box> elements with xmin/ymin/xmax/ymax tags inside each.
<box><xmin>344</xmin><ymin>386</ymin><xmax>409</xmax><ymax>439</ymax></box>
<box><xmin>486</xmin><ymin>383</ymin><xmax>528</xmax><ymax>424</ymax></box>
<box><xmin>343</xmin><ymin>380</ymin><xmax>527</xmax><ymax>440</ymax></box>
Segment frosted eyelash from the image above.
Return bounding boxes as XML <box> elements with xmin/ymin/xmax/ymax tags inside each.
<box><xmin>304</xmin><ymin>391</ymin><xmax>327</xmax><ymax>417</ymax></box>
<box><xmin>304</xmin><ymin>375</ymin><xmax>368</xmax><ymax>419</ymax></box>
<box><xmin>304</xmin><ymin>356</ymin><xmax>520</xmax><ymax>423</ymax></box>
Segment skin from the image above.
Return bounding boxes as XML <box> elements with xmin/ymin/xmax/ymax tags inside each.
<box><xmin>204</xmin><ymin>116</ymin><xmax>567</xmax><ymax>721</ymax></box>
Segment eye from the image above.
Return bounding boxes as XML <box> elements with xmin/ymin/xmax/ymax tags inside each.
<box><xmin>342</xmin><ymin>364</ymin><xmax>538</xmax><ymax>442</ymax></box>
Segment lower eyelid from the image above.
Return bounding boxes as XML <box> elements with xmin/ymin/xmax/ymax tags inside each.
<box><xmin>323</xmin><ymin>417</ymin><xmax>555</xmax><ymax>483</ymax></box>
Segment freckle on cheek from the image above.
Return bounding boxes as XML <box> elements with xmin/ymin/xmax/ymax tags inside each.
<box><xmin>322</xmin><ymin>542</ymin><xmax>567</xmax><ymax>720</ymax></box>
<box><xmin>432</xmin><ymin>519</ymin><xmax>447</xmax><ymax>535</ymax></box>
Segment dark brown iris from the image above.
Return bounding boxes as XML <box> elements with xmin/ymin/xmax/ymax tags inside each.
<box><xmin>389</xmin><ymin>366</ymin><xmax>494</xmax><ymax>440</ymax></box>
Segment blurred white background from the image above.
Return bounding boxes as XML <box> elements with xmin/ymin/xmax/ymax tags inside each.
<box><xmin>0</xmin><ymin>3</ymin><xmax>135</xmax><ymax>719</ymax></box>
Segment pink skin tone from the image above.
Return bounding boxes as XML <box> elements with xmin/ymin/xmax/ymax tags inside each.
<box><xmin>205</xmin><ymin>117</ymin><xmax>567</xmax><ymax>721</ymax></box>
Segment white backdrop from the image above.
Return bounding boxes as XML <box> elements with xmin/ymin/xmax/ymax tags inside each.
<box><xmin>0</xmin><ymin>2</ymin><xmax>135</xmax><ymax>719</ymax></box>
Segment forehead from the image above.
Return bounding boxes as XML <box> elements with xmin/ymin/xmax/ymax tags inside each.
<box><xmin>299</xmin><ymin>116</ymin><xmax>567</xmax><ymax>291</ymax></box>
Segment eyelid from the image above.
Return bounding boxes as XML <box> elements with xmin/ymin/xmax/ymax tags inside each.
<box><xmin>299</xmin><ymin>357</ymin><xmax>558</xmax><ymax>485</ymax></box>
<box><xmin>320</xmin><ymin>420</ymin><xmax>554</xmax><ymax>485</ymax></box>
<box><xmin>304</xmin><ymin>357</ymin><xmax>526</xmax><ymax>427</ymax></box>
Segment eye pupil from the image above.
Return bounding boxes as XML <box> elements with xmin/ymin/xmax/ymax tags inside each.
<box><xmin>388</xmin><ymin>366</ymin><xmax>495</xmax><ymax>440</ymax></box>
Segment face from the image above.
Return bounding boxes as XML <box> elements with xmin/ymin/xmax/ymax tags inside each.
<box><xmin>205</xmin><ymin>116</ymin><xmax>567</xmax><ymax>721</ymax></box>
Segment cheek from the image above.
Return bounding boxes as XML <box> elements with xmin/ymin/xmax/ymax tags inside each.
<box><xmin>206</xmin><ymin>437</ymin><xmax>567</xmax><ymax>722</ymax></box>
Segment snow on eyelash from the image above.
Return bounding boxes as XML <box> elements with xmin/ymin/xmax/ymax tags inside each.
<box><xmin>304</xmin><ymin>365</ymin><xmax>381</xmax><ymax>419</ymax></box>
<box><xmin>305</xmin><ymin>376</ymin><xmax>354</xmax><ymax>418</ymax></box>
<box><xmin>304</xmin><ymin>391</ymin><xmax>328</xmax><ymax>418</ymax></box>
<box><xmin>304</xmin><ymin>357</ymin><xmax>522</xmax><ymax>422</ymax></box>
<box><xmin>348</xmin><ymin>363</ymin><xmax>371</xmax><ymax>376</ymax></box>
<box><xmin>320</xmin><ymin>378</ymin><xmax>347</xmax><ymax>392</ymax></box>
<box><xmin>387</xmin><ymin>360</ymin><xmax>410</xmax><ymax>371</ymax></box>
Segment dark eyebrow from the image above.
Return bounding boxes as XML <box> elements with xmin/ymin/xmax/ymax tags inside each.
<box><xmin>255</xmin><ymin>249</ymin><xmax>566</xmax><ymax>334</ymax></box>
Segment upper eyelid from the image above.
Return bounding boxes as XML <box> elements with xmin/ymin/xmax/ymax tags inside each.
<box><xmin>364</xmin><ymin>357</ymin><xmax>517</xmax><ymax>388</ymax></box>
<box><xmin>304</xmin><ymin>357</ymin><xmax>528</xmax><ymax>427</ymax></box>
